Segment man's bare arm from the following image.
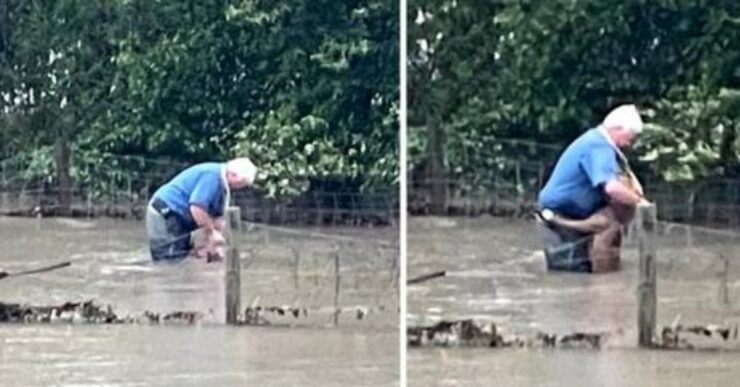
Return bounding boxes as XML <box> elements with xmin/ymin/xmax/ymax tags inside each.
<box><xmin>604</xmin><ymin>179</ymin><xmax>642</xmax><ymax>206</ymax></box>
<box><xmin>190</xmin><ymin>205</ymin><xmax>215</xmax><ymax>232</ymax></box>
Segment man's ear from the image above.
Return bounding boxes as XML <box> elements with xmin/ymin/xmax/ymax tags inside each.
<box><xmin>225</xmin><ymin>170</ymin><xmax>241</xmax><ymax>185</ymax></box>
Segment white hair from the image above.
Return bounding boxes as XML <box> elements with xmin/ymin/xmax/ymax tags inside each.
<box><xmin>603</xmin><ymin>104</ymin><xmax>643</xmax><ymax>134</ymax></box>
<box><xmin>226</xmin><ymin>157</ymin><xmax>257</xmax><ymax>185</ymax></box>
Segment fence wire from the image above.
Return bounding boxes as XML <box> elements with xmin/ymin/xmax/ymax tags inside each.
<box><xmin>1</xmin><ymin>155</ymin><xmax>399</xmax><ymax>226</ymax></box>
<box><xmin>234</xmin><ymin>221</ymin><xmax>399</xmax><ymax>328</ymax></box>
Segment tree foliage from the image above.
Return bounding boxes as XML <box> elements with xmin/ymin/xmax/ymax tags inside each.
<box><xmin>409</xmin><ymin>0</ymin><xmax>740</xmax><ymax>201</ymax></box>
<box><xmin>1</xmin><ymin>0</ymin><xmax>398</xmax><ymax>198</ymax></box>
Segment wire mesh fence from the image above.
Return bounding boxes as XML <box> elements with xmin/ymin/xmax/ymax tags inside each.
<box><xmin>409</xmin><ymin>140</ymin><xmax>562</xmax><ymax>216</ymax></box>
<box><xmin>0</xmin><ymin>154</ymin><xmax>187</xmax><ymax>217</ymax></box>
<box><xmin>630</xmin><ymin>220</ymin><xmax>740</xmax><ymax>348</ymax></box>
<box><xmin>234</xmin><ymin>221</ymin><xmax>398</xmax><ymax>328</ymax></box>
<box><xmin>0</xmin><ymin>154</ymin><xmax>399</xmax><ymax>226</ymax></box>
<box><xmin>410</xmin><ymin>139</ymin><xmax>740</xmax><ymax>228</ymax></box>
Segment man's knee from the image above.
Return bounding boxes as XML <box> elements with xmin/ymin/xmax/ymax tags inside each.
<box><xmin>536</xmin><ymin>220</ymin><xmax>591</xmax><ymax>272</ymax></box>
<box><xmin>588</xmin><ymin>224</ymin><xmax>623</xmax><ymax>273</ymax></box>
<box><xmin>536</xmin><ymin>216</ymin><xmax>624</xmax><ymax>273</ymax></box>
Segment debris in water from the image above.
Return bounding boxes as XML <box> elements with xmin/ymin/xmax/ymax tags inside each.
<box><xmin>407</xmin><ymin>271</ymin><xmax>446</xmax><ymax>285</ymax></box>
<box><xmin>163</xmin><ymin>311</ymin><xmax>203</xmax><ymax>324</ymax></box>
<box><xmin>408</xmin><ymin>319</ymin><xmax>505</xmax><ymax>347</ymax></box>
<box><xmin>0</xmin><ymin>300</ymin><xmax>203</xmax><ymax>325</ymax></box>
<box><xmin>407</xmin><ymin>319</ymin><xmax>608</xmax><ymax>350</ymax></box>
<box><xmin>243</xmin><ymin>305</ymin><xmax>308</xmax><ymax>326</ymax></box>
<box><xmin>0</xmin><ymin>300</ymin><xmax>385</xmax><ymax>327</ymax></box>
<box><xmin>242</xmin><ymin>304</ymin><xmax>379</xmax><ymax>326</ymax></box>
<box><xmin>356</xmin><ymin>307</ymin><xmax>368</xmax><ymax>320</ymax></box>
<box><xmin>557</xmin><ymin>332</ymin><xmax>603</xmax><ymax>349</ymax></box>
<box><xmin>658</xmin><ymin>322</ymin><xmax>739</xmax><ymax>349</ymax></box>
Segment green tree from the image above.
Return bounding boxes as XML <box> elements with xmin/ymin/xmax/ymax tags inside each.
<box><xmin>1</xmin><ymin>0</ymin><xmax>122</xmax><ymax>212</ymax></box>
<box><xmin>409</xmin><ymin>0</ymin><xmax>740</xmax><ymax>211</ymax></box>
<box><xmin>1</xmin><ymin>0</ymin><xmax>399</xmax><ymax>203</ymax></box>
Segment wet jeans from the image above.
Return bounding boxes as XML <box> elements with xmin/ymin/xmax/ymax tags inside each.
<box><xmin>536</xmin><ymin>219</ymin><xmax>593</xmax><ymax>273</ymax></box>
<box><xmin>145</xmin><ymin>199</ymin><xmax>192</xmax><ymax>261</ymax></box>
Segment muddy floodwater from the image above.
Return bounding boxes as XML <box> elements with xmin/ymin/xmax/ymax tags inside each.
<box><xmin>408</xmin><ymin>216</ymin><xmax>740</xmax><ymax>387</ymax></box>
<box><xmin>0</xmin><ymin>216</ymin><xmax>398</xmax><ymax>387</ymax></box>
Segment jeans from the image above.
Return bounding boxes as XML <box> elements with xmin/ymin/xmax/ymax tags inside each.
<box><xmin>536</xmin><ymin>220</ymin><xmax>593</xmax><ymax>273</ymax></box>
<box><xmin>145</xmin><ymin>199</ymin><xmax>192</xmax><ymax>261</ymax></box>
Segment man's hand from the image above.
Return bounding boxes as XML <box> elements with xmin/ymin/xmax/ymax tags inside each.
<box><xmin>191</xmin><ymin>227</ymin><xmax>227</xmax><ymax>261</ymax></box>
<box><xmin>214</xmin><ymin>218</ymin><xmax>227</xmax><ymax>232</ymax></box>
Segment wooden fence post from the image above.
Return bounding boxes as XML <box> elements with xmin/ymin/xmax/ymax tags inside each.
<box><xmin>333</xmin><ymin>248</ymin><xmax>341</xmax><ymax>327</ymax></box>
<box><xmin>637</xmin><ymin>202</ymin><xmax>657</xmax><ymax>348</ymax></box>
<box><xmin>225</xmin><ymin>206</ymin><xmax>242</xmax><ymax>325</ymax></box>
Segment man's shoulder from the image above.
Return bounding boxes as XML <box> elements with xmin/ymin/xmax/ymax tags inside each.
<box><xmin>181</xmin><ymin>162</ymin><xmax>222</xmax><ymax>178</ymax></box>
<box><xmin>191</xmin><ymin>162</ymin><xmax>222</xmax><ymax>171</ymax></box>
<box><xmin>572</xmin><ymin>128</ymin><xmax>613</xmax><ymax>151</ymax></box>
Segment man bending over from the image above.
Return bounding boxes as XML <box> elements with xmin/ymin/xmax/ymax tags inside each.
<box><xmin>146</xmin><ymin>157</ymin><xmax>257</xmax><ymax>261</ymax></box>
<box><xmin>536</xmin><ymin>105</ymin><xmax>646</xmax><ymax>273</ymax></box>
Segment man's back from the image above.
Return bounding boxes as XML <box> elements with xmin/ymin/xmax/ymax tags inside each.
<box><xmin>153</xmin><ymin>162</ymin><xmax>226</xmax><ymax>227</ymax></box>
<box><xmin>538</xmin><ymin>128</ymin><xmax>620</xmax><ymax>219</ymax></box>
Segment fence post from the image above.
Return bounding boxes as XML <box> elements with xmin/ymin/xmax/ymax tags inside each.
<box><xmin>86</xmin><ymin>191</ymin><xmax>92</xmax><ymax>218</ymax></box>
<box><xmin>637</xmin><ymin>202</ymin><xmax>657</xmax><ymax>348</ymax></box>
<box><xmin>333</xmin><ymin>248</ymin><xmax>341</xmax><ymax>327</ymax></box>
<box><xmin>537</xmin><ymin>162</ymin><xmax>545</xmax><ymax>191</ymax></box>
<box><xmin>225</xmin><ymin>206</ymin><xmax>242</xmax><ymax>325</ymax></box>
<box><xmin>720</xmin><ymin>253</ymin><xmax>730</xmax><ymax>306</ymax></box>
<box><xmin>292</xmin><ymin>247</ymin><xmax>300</xmax><ymax>290</ymax></box>
<box><xmin>515</xmin><ymin>161</ymin><xmax>522</xmax><ymax>199</ymax></box>
<box><xmin>144</xmin><ymin>179</ymin><xmax>150</xmax><ymax>204</ymax></box>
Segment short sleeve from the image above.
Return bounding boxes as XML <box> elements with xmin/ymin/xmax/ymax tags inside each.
<box><xmin>579</xmin><ymin>146</ymin><xmax>620</xmax><ymax>188</ymax></box>
<box><xmin>189</xmin><ymin>174</ymin><xmax>222</xmax><ymax>213</ymax></box>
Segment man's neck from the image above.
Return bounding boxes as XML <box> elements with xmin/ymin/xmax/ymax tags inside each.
<box><xmin>596</xmin><ymin>125</ymin><xmax>631</xmax><ymax>171</ymax></box>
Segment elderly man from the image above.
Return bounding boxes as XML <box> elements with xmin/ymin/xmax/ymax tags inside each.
<box><xmin>146</xmin><ymin>157</ymin><xmax>257</xmax><ymax>261</ymax></box>
<box><xmin>536</xmin><ymin>105</ymin><xmax>646</xmax><ymax>273</ymax></box>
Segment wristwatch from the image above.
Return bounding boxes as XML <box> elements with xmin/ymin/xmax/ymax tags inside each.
<box><xmin>541</xmin><ymin>209</ymin><xmax>555</xmax><ymax>222</ymax></box>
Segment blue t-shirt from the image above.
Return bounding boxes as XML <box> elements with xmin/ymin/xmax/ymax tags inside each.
<box><xmin>152</xmin><ymin>162</ymin><xmax>226</xmax><ymax>229</ymax></box>
<box><xmin>538</xmin><ymin>128</ymin><xmax>620</xmax><ymax>219</ymax></box>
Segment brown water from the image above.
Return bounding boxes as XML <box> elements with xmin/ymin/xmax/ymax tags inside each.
<box><xmin>0</xmin><ymin>216</ymin><xmax>398</xmax><ymax>387</ymax></box>
<box><xmin>408</xmin><ymin>216</ymin><xmax>740</xmax><ymax>386</ymax></box>
<box><xmin>409</xmin><ymin>348</ymin><xmax>740</xmax><ymax>387</ymax></box>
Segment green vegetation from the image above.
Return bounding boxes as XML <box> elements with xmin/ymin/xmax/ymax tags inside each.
<box><xmin>409</xmin><ymin>0</ymin><xmax>740</xmax><ymax>213</ymax></box>
<box><xmin>0</xmin><ymin>0</ymin><xmax>399</xmax><ymax>201</ymax></box>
